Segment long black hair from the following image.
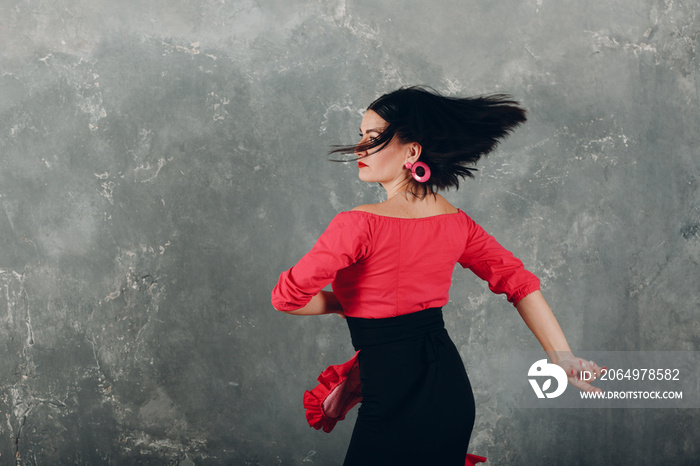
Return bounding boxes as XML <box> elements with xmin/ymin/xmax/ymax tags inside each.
<box><xmin>330</xmin><ymin>86</ymin><xmax>527</xmax><ymax>196</ymax></box>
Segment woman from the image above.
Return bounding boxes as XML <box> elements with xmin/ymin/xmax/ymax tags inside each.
<box><xmin>271</xmin><ymin>86</ymin><xmax>603</xmax><ymax>465</ymax></box>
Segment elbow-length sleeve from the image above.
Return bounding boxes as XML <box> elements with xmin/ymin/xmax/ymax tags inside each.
<box><xmin>271</xmin><ymin>212</ymin><xmax>370</xmax><ymax>311</ymax></box>
<box><xmin>458</xmin><ymin>214</ymin><xmax>540</xmax><ymax>306</ymax></box>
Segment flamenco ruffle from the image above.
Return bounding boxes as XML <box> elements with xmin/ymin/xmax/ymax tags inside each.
<box><xmin>303</xmin><ymin>351</ymin><xmax>363</xmax><ymax>433</ymax></box>
<box><xmin>465</xmin><ymin>453</ymin><xmax>487</xmax><ymax>465</ymax></box>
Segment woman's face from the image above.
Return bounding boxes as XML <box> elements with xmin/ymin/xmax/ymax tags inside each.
<box><xmin>355</xmin><ymin>110</ymin><xmax>413</xmax><ymax>186</ymax></box>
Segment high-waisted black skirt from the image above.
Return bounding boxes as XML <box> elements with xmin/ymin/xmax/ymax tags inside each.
<box><xmin>343</xmin><ymin>307</ymin><xmax>475</xmax><ymax>466</ymax></box>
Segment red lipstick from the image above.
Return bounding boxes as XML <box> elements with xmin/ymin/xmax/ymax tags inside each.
<box><xmin>358</xmin><ymin>161</ymin><xmax>368</xmax><ymax>168</ymax></box>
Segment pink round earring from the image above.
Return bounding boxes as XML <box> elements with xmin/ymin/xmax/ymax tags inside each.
<box><xmin>404</xmin><ymin>161</ymin><xmax>431</xmax><ymax>183</ymax></box>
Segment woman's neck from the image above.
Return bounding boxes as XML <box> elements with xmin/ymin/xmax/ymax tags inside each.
<box><xmin>382</xmin><ymin>179</ymin><xmax>413</xmax><ymax>200</ymax></box>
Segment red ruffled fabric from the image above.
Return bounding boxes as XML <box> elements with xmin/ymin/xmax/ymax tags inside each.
<box><xmin>303</xmin><ymin>351</ymin><xmax>363</xmax><ymax>433</ymax></box>
<box><xmin>465</xmin><ymin>453</ymin><xmax>487</xmax><ymax>465</ymax></box>
<box><xmin>304</xmin><ymin>353</ymin><xmax>487</xmax><ymax>465</ymax></box>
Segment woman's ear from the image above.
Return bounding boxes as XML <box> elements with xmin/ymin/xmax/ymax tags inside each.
<box><xmin>406</xmin><ymin>142</ymin><xmax>423</xmax><ymax>163</ymax></box>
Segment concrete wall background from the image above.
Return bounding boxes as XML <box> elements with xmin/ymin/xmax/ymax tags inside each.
<box><xmin>1</xmin><ymin>0</ymin><xmax>698</xmax><ymax>464</ymax></box>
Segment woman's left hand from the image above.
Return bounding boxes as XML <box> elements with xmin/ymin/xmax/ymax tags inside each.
<box><xmin>556</xmin><ymin>355</ymin><xmax>605</xmax><ymax>393</ymax></box>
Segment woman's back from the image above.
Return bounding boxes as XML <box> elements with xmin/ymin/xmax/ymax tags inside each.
<box><xmin>331</xmin><ymin>208</ymin><xmax>471</xmax><ymax>318</ymax></box>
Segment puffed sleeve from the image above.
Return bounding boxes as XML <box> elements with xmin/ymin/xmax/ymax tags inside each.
<box><xmin>458</xmin><ymin>214</ymin><xmax>540</xmax><ymax>305</ymax></box>
<box><xmin>271</xmin><ymin>212</ymin><xmax>370</xmax><ymax>311</ymax></box>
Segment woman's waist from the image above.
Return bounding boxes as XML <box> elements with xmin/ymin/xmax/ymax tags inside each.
<box><xmin>337</xmin><ymin>296</ymin><xmax>449</xmax><ymax>319</ymax></box>
<box><xmin>345</xmin><ymin>307</ymin><xmax>445</xmax><ymax>349</ymax></box>
<box><xmin>332</xmin><ymin>275</ymin><xmax>451</xmax><ymax>319</ymax></box>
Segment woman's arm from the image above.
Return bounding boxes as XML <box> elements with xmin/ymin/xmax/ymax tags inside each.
<box><xmin>271</xmin><ymin>213</ymin><xmax>369</xmax><ymax>314</ymax></box>
<box><xmin>515</xmin><ymin>291</ymin><xmax>571</xmax><ymax>361</ymax></box>
<box><xmin>275</xmin><ymin>290</ymin><xmax>344</xmax><ymax>317</ymax></box>
<box><xmin>516</xmin><ymin>290</ymin><xmax>603</xmax><ymax>392</ymax></box>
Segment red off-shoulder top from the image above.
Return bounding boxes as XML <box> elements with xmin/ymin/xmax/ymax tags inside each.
<box><xmin>272</xmin><ymin>209</ymin><xmax>540</xmax><ymax>318</ymax></box>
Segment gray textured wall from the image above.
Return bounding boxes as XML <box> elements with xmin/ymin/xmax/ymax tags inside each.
<box><xmin>1</xmin><ymin>0</ymin><xmax>698</xmax><ymax>464</ymax></box>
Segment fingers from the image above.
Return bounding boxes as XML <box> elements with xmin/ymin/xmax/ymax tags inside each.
<box><xmin>568</xmin><ymin>358</ymin><xmax>605</xmax><ymax>393</ymax></box>
<box><xmin>588</xmin><ymin>359</ymin><xmax>606</xmax><ymax>380</ymax></box>
<box><xmin>580</xmin><ymin>359</ymin><xmax>603</xmax><ymax>378</ymax></box>
<box><xmin>569</xmin><ymin>377</ymin><xmax>602</xmax><ymax>394</ymax></box>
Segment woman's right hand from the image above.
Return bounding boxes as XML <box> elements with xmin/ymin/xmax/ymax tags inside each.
<box><xmin>555</xmin><ymin>355</ymin><xmax>605</xmax><ymax>393</ymax></box>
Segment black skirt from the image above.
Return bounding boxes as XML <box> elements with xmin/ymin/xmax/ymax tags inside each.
<box><xmin>343</xmin><ymin>307</ymin><xmax>476</xmax><ymax>466</ymax></box>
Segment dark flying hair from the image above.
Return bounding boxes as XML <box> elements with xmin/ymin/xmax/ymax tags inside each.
<box><xmin>329</xmin><ymin>85</ymin><xmax>527</xmax><ymax>196</ymax></box>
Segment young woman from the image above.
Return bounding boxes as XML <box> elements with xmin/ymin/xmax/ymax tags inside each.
<box><xmin>272</xmin><ymin>86</ymin><xmax>603</xmax><ymax>465</ymax></box>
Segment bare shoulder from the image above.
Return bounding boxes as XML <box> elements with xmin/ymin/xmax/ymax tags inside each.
<box><xmin>432</xmin><ymin>194</ymin><xmax>460</xmax><ymax>215</ymax></box>
<box><xmin>351</xmin><ymin>204</ymin><xmax>382</xmax><ymax>214</ymax></box>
